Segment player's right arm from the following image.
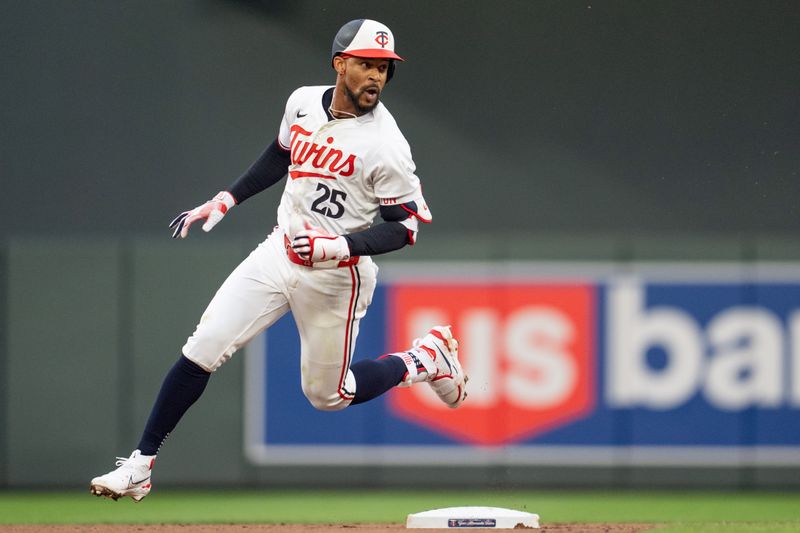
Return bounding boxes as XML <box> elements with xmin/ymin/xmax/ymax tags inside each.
<box><xmin>168</xmin><ymin>140</ymin><xmax>290</xmax><ymax>239</ymax></box>
<box><xmin>227</xmin><ymin>85</ymin><xmax>302</xmax><ymax>205</ymax></box>
<box><xmin>227</xmin><ymin>139</ymin><xmax>291</xmax><ymax>203</ymax></box>
<box><xmin>170</xmin><ymin>90</ymin><xmax>300</xmax><ymax>239</ymax></box>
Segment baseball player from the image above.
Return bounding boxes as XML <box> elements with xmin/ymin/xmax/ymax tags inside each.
<box><xmin>90</xmin><ymin>19</ymin><xmax>467</xmax><ymax>502</ymax></box>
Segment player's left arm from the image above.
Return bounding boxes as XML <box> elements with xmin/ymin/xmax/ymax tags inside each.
<box><xmin>345</xmin><ymin>199</ymin><xmax>429</xmax><ymax>255</ymax></box>
<box><xmin>349</xmin><ymin>133</ymin><xmax>433</xmax><ymax>252</ymax></box>
<box><xmin>291</xmin><ymin>201</ymin><xmax>429</xmax><ymax>261</ymax></box>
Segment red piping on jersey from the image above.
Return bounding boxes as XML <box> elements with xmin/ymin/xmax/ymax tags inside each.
<box><xmin>400</xmin><ymin>204</ymin><xmax>432</xmax><ymax>223</ymax></box>
<box><xmin>289</xmin><ymin>170</ymin><xmax>338</xmax><ymax>180</ymax></box>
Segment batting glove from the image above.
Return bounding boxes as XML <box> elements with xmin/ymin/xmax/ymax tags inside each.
<box><xmin>169</xmin><ymin>191</ymin><xmax>236</xmax><ymax>239</ymax></box>
<box><xmin>292</xmin><ymin>226</ymin><xmax>351</xmax><ymax>262</ymax></box>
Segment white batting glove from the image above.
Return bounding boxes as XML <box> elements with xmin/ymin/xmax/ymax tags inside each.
<box><xmin>169</xmin><ymin>191</ymin><xmax>236</xmax><ymax>239</ymax></box>
<box><xmin>291</xmin><ymin>226</ymin><xmax>351</xmax><ymax>262</ymax></box>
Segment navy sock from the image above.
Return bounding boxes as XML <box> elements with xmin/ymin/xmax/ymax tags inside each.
<box><xmin>350</xmin><ymin>355</ymin><xmax>407</xmax><ymax>405</ymax></box>
<box><xmin>137</xmin><ymin>355</ymin><xmax>211</xmax><ymax>455</ymax></box>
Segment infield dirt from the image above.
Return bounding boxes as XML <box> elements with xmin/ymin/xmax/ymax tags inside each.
<box><xmin>0</xmin><ymin>523</ymin><xmax>659</xmax><ymax>532</ymax></box>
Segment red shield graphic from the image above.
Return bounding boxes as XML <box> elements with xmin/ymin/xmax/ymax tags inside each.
<box><xmin>387</xmin><ymin>283</ymin><xmax>596</xmax><ymax>445</ymax></box>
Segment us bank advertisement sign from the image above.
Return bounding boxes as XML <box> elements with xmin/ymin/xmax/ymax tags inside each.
<box><xmin>245</xmin><ymin>262</ymin><xmax>800</xmax><ymax>466</ymax></box>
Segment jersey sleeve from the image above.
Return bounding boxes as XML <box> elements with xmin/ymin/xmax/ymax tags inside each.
<box><xmin>372</xmin><ymin>137</ymin><xmax>432</xmax><ymax>244</ymax></box>
<box><xmin>277</xmin><ymin>88</ymin><xmax>302</xmax><ymax>150</ymax></box>
<box><xmin>372</xmin><ymin>137</ymin><xmax>420</xmax><ymax>204</ymax></box>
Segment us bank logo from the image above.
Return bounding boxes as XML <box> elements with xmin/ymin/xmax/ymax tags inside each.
<box><xmin>387</xmin><ymin>283</ymin><xmax>596</xmax><ymax>445</ymax></box>
<box><xmin>244</xmin><ymin>262</ymin><xmax>800</xmax><ymax>466</ymax></box>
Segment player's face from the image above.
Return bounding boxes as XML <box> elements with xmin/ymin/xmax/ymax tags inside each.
<box><xmin>336</xmin><ymin>56</ymin><xmax>390</xmax><ymax>115</ymax></box>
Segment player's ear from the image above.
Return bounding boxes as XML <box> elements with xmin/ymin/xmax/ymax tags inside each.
<box><xmin>333</xmin><ymin>55</ymin><xmax>346</xmax><ymax>76</ymax></box>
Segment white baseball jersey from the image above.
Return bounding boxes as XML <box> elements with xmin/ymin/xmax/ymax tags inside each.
<box><xmin>276</xmin><ymin>85</ymin><xmax>431</xmax><ymax>245</ymax></box>
<box><xmin>182</xmin><ymin>85</ymin><xmax>430</xmax><ymax>411</ymax></box>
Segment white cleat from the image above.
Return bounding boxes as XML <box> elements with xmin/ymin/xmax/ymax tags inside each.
<box><xmin>90</xmin><ymin>450</ymin><xmax>155</xmax><ymax>502</ymax></box>
<box><xmin>412</xmin><ymin>325</ymin><xmax>468</xmax><ymax>408</ymax></box>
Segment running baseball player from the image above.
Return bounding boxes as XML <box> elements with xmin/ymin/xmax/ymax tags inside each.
<box><xmin>90</xmin><ymin>19</ymin><xmax>467</xmax><ymax>502</ymax></box>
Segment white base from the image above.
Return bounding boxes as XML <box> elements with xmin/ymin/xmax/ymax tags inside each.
<box><xmin>406</xmin><ymin>506</ymin><xmax>540</xmax><ymax>529</ymax></box>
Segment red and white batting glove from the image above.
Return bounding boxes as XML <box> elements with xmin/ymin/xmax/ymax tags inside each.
<box><xmin>169</xmin><ymin>191</ymin><xmax>236</xmax><ymax>239</ymax></box>
<box><xmin>291</xmin><ymin>225</ymin><xmax>350</xmax><ymax>262</ymax></box>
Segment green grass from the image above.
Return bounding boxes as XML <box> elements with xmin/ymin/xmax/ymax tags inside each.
<box><xmin>0</xmin><ymin>489</ymin><xmax>798</xmax><ymax>530</ymax></box>
<box><xmin>656</xmin><ymin>524</ymin><xmax>800</xmax><ymax>533</ymax></box>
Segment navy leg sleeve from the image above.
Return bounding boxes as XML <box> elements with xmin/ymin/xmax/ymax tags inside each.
<box><xmin>137</xmin><ymin>355</ymin><xmax>211</xmax><ymax>455</ymax></box>
<box><xmin>350</xmin><ymin>355</ymin><xmax>407</xmax><ymax>405</ymax></box>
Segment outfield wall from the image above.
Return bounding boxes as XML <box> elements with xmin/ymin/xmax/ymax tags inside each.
<box><xmin>2</xmin><ymin>236</ymin><xmax>800</xmax><ymax>490</ymax></box>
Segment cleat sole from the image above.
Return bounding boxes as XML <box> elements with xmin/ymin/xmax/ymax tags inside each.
<box><xmin>90</xmin><ymin>483</ymin><xmax>147</xmax><ymax>503</ymax></box>
<box><xmin>90</xmin><ymin>484</ymin><xmax>121</xmax><ymax>501</ymax></box>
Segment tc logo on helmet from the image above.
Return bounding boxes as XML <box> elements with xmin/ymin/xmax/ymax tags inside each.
<box><xmin>386</xmin><ymin>283</ymin><xmax>596</xmax><ymax>445</ymax></box>
<box><xmin>374</xmin><ymin>31</ymin><xmax>389</xmax><ymax>48</ymax></box>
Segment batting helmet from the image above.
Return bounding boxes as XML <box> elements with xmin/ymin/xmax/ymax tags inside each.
<box><xmin>331</xmin><ymin>19</ymin><xmax>404</xmax><ymax>81</ymax></box>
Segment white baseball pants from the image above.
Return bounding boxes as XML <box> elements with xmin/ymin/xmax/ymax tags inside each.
<box><xmin>182</xmin><ymin>227</ymin><xmax>378</xmax><ymax>411</ymax></box>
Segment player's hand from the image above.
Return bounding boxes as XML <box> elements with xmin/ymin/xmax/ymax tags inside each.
<box><xmin>169</xmin><ymin>191</ymin><xmax>236</xmax><ymax>239</ymax></box>
<box><xmin>292</xmin><ymin>225</ymin><xmax>351</xmax><ymax>262</ymax></box>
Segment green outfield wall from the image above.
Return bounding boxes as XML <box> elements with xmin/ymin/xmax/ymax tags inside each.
<box><xmin>2</xmin><ymin>236</ymin><xmax>800</xmax><ymax>490</ymax></box>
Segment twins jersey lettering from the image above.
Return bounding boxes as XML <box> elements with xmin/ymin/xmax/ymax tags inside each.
<box><xmin>276</xmin><ymin>86</ymin><xmax>429</xmax><ymax>242</ymax></box>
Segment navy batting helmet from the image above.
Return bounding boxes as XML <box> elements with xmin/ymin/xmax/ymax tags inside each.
<box><xmin>331</xmin><ymin>19</ymin><xmax>403</xmax><ymax>81</ymax></box>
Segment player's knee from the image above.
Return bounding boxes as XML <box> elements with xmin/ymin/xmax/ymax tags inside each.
<box><xmin>307</xmin><ymin>395</ymin><xmax>347</xmax><ymax>411</ymax></box>
<box><xmin>182</xmin><ymin>329</ymin><xmax>234</xmax><ymax>372</ymax></box>
<box><xmin>183</xmin><ymin>349</ymin><xmax>232</xmax><ymax>373</ymax></box>
<box><xmin>302</xmin><ymin>384</ymin><xmax>351</xmax><ymax>411</ymax></box>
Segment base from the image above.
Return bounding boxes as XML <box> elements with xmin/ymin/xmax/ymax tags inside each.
<box><xmin>406</xmin><ymin>506</ymin><xmax>540</xmax><ymax>529</ymax></box>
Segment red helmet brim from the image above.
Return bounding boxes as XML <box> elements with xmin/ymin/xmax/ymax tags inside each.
<box><xmin>340</xmin><ymin>49</ymin><xmax>404</xmax><ymax>61</ymax></box>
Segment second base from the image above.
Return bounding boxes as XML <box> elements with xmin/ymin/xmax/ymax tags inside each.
<box><xmin>406</xmin><ymin>506</ymin><xmax>540</xmax><ymax>529</ymax></box>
